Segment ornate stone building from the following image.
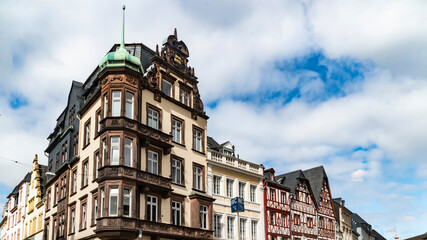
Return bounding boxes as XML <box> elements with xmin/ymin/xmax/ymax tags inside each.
<box><xmin>333</xmin><ymin>198</ymin><xmax>353</xmax><ymax>240</ymax></box>
<box><xmin>206</xmin><ymin>137</ymin><xmax>265</xmax><ymax>240</ymax></box>
<box><xmin>43</xmin><ymin>6</ymin><xmax>214</xmax><ymax>240</ymax></box>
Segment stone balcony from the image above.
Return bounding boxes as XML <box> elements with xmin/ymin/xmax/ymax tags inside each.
<box><xmin>99</xmin><ymin>117</ymin><xmax>173</xmax><ymax>153</ymax></box>
<box><xmin>207</xmin><ymin>150</ymin><xmax>263</xmax><ymax>175</ymax></box>
<box><xmin>96</xmin><ymin>217</ymin><xmax>213</xmax><ymax>240</ymax></box>
<box><xmin>98</xmin><ymin>166</ymin><xmax>172</xmax><ymax>197</ymax></box>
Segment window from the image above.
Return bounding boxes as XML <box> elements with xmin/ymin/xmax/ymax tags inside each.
<box><xmin>172</xmin><ymin>201</ymin><xmax>181</xmax><ymax>225</ymax></box>
<box><xmin>148</xmin><ymin>108</ymin><xmax>159</xmax><ymax>130</ymax></box>
<box><xmin>100</xmin><ymin>188</ymin><xmax>105</xmax><ymax>217</ymax></box>
<box><xmin>53</xmin><ymin>219</ymin><xmax>57</xmax><ymax>240</ymax></box>
<box><xmin>171</xmin><ymin>158</ymin><xmax>182</xmax><ymax>185</ymax></box>
<box><xmin>281</xmin><ymin>192</ymin><xmax>286</xmax><ymax>204</ymax></box>
<box><xmin>251</xmin><ymin>220</ymin><xmax>257</xmax><ymax>240</ymax></box>
<box><xmin>147</xmin><ymin>150</ymin><xmax>158</xmax><ymax>175</ymax></box>
<box><xmin>82</xmin><ymin>160</ymin><xmax>88</xmax><ymax>187</ymax></box>
<box><xmin>193</xmin><ymin>128</ymin><xmax>202</xmax><ymax>152</ymax></box>
<box><xmin>73</xmin><ymin>134</ymin><xmax>78</xmax><ymax>156</ymax></box>
<box><xmin>307</xmin><ymin>217</ymin><xmax>313</xmax><ymax>228</ymax></box>
<box><xmin>125</xmin><ymin>92</ymin><xmax>134</xmax><ymax>119</ymax></box>
<box><xmin>270</xmin><ymin>212</ymin><xmax>275</xmax><ymax>224</ymax></box>
<box><xmin>60</xmin><ymin>175</ymin><xmax>67</xmax><ymax>199</ymax></box>
<box><xmin>239</xmin><ymin>182</ymin><xmax>246</xmax><ymax>199</ymax></box>
<box><xmin>250</xmin><ymin>185</ymin><xmax>256</xmax><ymax>202</ymax></box>
<box><xmin>200</xmin><ymin>205</ymin><xmax>208</xmax><ymax>229</ymax></box>
<box><xmin>239</xmin><ymin>219</ymin><xmax>246</xmax><ymax>240</ymax></box>
<box><xmin>124</xmin><ymin>138</ymin><xmax>132</xmax><ymax>167</ymax></box>
<box><xmin>179</xmin><ymin>88</ymin><xmax>190</xmax><ymax>106</ymax></box>
<box><xmin>227</xmin><ymin>216</ymin><xmax>234</xmax><ymax>239</ymax></box>
<box><xmin>109</xmin><ymin>186</ymin><xmax>118</xmax><ymax>216</ymax></box>
<box><xmin>102</xmin><ymin>139</ymin><xmax>107</xmax><ymax>166</ymax></box>
<box><xmin>162</xmin><ymin>79</ymin><xmax>172</xmax><ymax>97</ymax></box>
<box><xmin>226</xmin><ymin>179</ymin><xmax>234</xmax><ymax>197</ymax></box>
<box><xmin>81</xmin><ymin>202</ymin><xmax>87</xmax><ymax>229</ymax></box>
<box><xmin>46</xmin><ymin>189</ymin><xmax>51</xmax><ymax>210</ymax></box>
<box><xmin>61</xmin><ymin>142</ymin><xmax>67</xmax><ymax>164</ymax></box>
<box><xmin>172</xmin><ymin>118</ymin><xmax>182</xmax><ymax>144</ymax></box>
<box><xmin>213</xmin><ymin>176</ymin><xmax>221</xmax><ymax>195</ymax></box>
<box><xmin>110</xmin><ymin>137</ymin><xmax>120</xmax><ymax>165</ymax></box>
<box><xmin>95</xmin><ymin>152</ymin><xmax>100</xmax><ymax>179</ymax></box>
<box><xmin>146</xmin><ymin>195</ymin><xmax>158</xmax><ymax>222</ymax></box>
<box><xmin>103</xmin><ymin>93</ymin><xmax>108</xmax><ymax>117</ymax></box>
<box><xmin>294</xmin><ymin>214</ymin><xmax>301</xmax><ymax>225</ymax></box>
<box><xmin>270</xmin><ymin>189</ymin><xmax>275</xmax><ymax>201</ymax></box>
<box><xmin>84</xmin><ymin>119</ymin><xmax>90</xmax><ymax>146</ymax></box>
<box><xmin>123</xmin><ymin>188</ymin><xmax>131</xmax><ymax>217</ymax></box>
<box><xmin>70</xmin><ymin>208</ymin><xmax>75</xmax><ymax>234</ymax></box>
<box><xmin>55</xmin><ymin>183</ymin><xmax>59</xmax><ymax>205</ymax></box>
<box><xmin>72</xmin><ymin>169</ymin><xmax>77</xmax><ymax>194</ymax></box>
<box><xmin>193</xmin><ymin>165</ymin><xmax>202</xmax><ymax>190</ymax></box>
<box><xmin>93</xmin><ymin>196</ymin><xmax>98</xmax><ymax>224</ymax></box>
<box><xmin>112</xmin><ymin>91</ymin><xmax>121</xmax><ymax>116</ymax></box>
<box><xmin>96</xmin><ymin>109</ymin><xmax>101</xmax><ymax>133</ymax></box>
<box><xmin>214</xmin><ymin>214</ymin><xmax>222</xmax><ymax>238</ymax></box>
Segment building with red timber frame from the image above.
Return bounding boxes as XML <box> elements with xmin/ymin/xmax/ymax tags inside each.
<box><xmin>264</xmin><ymin>168</ymin><xmax>292</xmax><ymax>240</ymax></box>
<box><xmin>276</xmin><ymin>170</ymin><xmax>318</xmax><ymax>240</ymax></box>
<box><xmin>304</xmin><ymin>166</ymin><xmax>336</xmax><ymax>240</ymax></box>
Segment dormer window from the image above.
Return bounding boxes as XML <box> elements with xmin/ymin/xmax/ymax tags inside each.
<box><xmin>162</xmin><ymin>79</ymin><xmax>172</xmax><ymax>97</ymax></box>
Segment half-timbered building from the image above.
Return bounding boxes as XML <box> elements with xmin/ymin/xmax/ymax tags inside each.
<box><xmin>304</xmin><ymin>166</ymin><xmax>336</xmax><ymax>240</ymax></box>
<box><xmin>264</xmin><ymin>168</ymin><xmax>291</xmax><ymax>240</ymax></box>
<box><xmin>276</xmin><ymin>170</ymin><xmax>317</xmax><ymax>240</ymax></box>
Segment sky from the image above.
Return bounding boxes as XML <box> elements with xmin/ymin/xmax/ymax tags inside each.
<box><xmin>0</xmin><ymin>0</ymin><xmax>427</xmax><ymax>238</ymax></box>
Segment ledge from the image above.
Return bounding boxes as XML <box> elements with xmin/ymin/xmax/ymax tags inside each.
<box><xmin>95</xmin><ymin>217</ymin><xmax>213</xmax><ymax>240</ymax></box>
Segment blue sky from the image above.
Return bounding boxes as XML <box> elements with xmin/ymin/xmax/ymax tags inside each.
<box><xmin>1</xmin><ymin>0</ymin><xmax>427</xmax><ymax>238</ymax></box>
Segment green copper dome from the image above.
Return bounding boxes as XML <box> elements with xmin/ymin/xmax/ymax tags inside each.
<box><xmin>98</xmin><ymin>5</ymin><xmax>142</xmax><ymax>73</ymax></box>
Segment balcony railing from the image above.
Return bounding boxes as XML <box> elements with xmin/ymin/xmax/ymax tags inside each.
<box><xmin>100</xmin><ymin>117</ymin><xmax>173</xmax><ymax>152</ymax></box>
<box><xmin>207</xmin><ymin>150</ymin><xmax>263</xmax><ymax>175</ymax></box>
<box><xmin>98</xmin><ymin>166</ymin><xmax>172</xmax><ymax>196</ymax></box>
<box><xmin>96</xmin><ymin>217</ymin><xmax>213</xmax><ymax>240</ymax></box>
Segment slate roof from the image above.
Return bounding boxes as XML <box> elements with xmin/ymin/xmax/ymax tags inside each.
<box><xmin>276</xmin><ymin>169</ymin><xmax>308</xmax><ymax>193</ymax></box>
<box><xmin>405</xmin><ymin>232</ymin><xmax>427</xmax><ymax>240</ymax></box>
<box><xmin>207</xmin><ymin>136</ymin><xmax>220</xmax><ymax>150</ymax></box>
<box><xmin>352</xmin><ymin>213</ymin><xmax>372</xmax><ymax>232</ymax></box>
<box><xmin>371</xmin><ymin>230</ymin><xmax>386</xmax><ymax>240</ymax></box>
<box><xmin>303</xmin><ymin>166</ymin><xmax>327</xmax><ymax>205</ymax></box>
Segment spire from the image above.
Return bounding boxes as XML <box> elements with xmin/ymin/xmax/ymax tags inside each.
<box><xmin>174</xmin><ymin>28</ymin><xmax>177</xmax><ymax>38</ymax></box>
<box><xmin>121</xmin><ymin>5</ymin><xmax>126</xmax><ymax>49</ymax></box>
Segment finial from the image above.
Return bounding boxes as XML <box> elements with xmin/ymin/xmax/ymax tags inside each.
<box><xmin>121</xmin><ymin>5</ymin><xmax>126</xmax><ymax>49</ymax></box>
<box><xmin>33</xmin><ymin>154</ymin><xmax>38</xmax><ymax>163</ymax></box>
<box><xmin>174</xmin><ymin>28</ymin><xmax>177</xmax><ymax>38</ymax></box>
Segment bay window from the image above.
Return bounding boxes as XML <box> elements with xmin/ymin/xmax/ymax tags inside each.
<box><xmin>172</xmin><ymin>201</ymin><xmax>181</xmax><ymax>225</ymax></box>
<box><xmin>123</xmin><ymin>188</ymin><xmax>131</xmax><ymax>217</ymax></box>
<box><xmin>103</xmin><ymin>94</ymin><xmax>108</xmax><ymax>117</ymax></box>
<box><xmin>200</xmin><ymin>205</ymin><xmax>208</xmax><ymax>229</ymax></box>
<box><xmin>109</xmin><ymin>186</ymin><xmax>118</xmax><ymax>216</ymax></box>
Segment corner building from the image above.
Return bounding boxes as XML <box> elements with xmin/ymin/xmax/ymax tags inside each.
<box><xmin>61</xmin><ymin>28</ymin><xmax>214</xmax><ymax>240</ymax></box>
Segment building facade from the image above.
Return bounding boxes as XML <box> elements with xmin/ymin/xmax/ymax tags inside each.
<box><xmin>206</xmin><ymin>137</ymin><xmax>265</xmax><ymax>240</ymax></box>
<box><xmin>23</xmin><ymin>155</ymin><xmax>47</xmax><ymax>240</ymax></box>
<box><xmin>4</xmin><ymin>172</ymin><xmax>31</xmax><ymax>240</ymax></box>
<box><xmin>0</xmin><ymin>203</ymin><xmax>8</xmax><ymax>240</ymax></box>
<box><xmin>333</xmin><ymin>198</ymin><xmax>353</xmax><ymax>240</ymax></box>
<box><xmin>303</xmin><ymin>167</ymin><xmax>336</xmax><ymax>240</ymax></box>
<box><xmin>276</xmin><ymin>170</ymin><xmax>318</xmax><ymax>240</ymax></box>
<box><xmin>264</xmin><ymin>168</ymin><xmax>291</xmax><ymax>240</ymax></box>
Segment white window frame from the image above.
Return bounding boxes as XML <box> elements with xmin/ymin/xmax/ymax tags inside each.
<box><xmin>172</xmin><ymin>119</ymin><xmax>182</xmax><ymax>144</ymax></box>
<box><xmin>123</xmin><ymin>188</ymin><xmax>131</xmax><ymax>217</ymax></box>
<box><xmin>95</xmin><ymin>153</ymin><xmax>100</xmax><ymax>179</ymax></box>
<box><xmin>70</xmin><ymin>209</ymin><xmax>75</xmax><ymax>233</ymax></box>
<box><xmin>82</xmin><ymin>203</ymin><xmax>87</xmax><ymax>229</ymax></box>
<box><xmin>179</xmin><ymin>88</ymin><xmax>190</xmax><ymax>106</ymax></box>
<box><xmin>193</xmin><ymin>128</ymin><xmax>202</xmax><ymax>151</ymax></box>
<box><xmin>124</xmin><ymin>138</ymin><xmax>132</xmax><ymax>167</ymax></box>
<box><xmin>239</xmin><ymin>182</ymin><xmax>246</xmax><ymax>199</ymax></box>
<box><xmin>213</xmin><ymin>214</ymin><xmax>222</xmax><ymax>238</ymax></box>
<box><xmin>200</xmin><ymin>205</ymin><xmax>208</xmax><ymax>229</ymax></box>
<box><xmin>250</xmin><ymin>185</ymin><xmax>256</xmax><ymax>202</ymax></box>
<box><xmin>147</xmin><ymin>195</ymin><xmax>158</xmax><ymax>222</ymax></box>
<box><xmin>110</xmin><ymin>136</ymin><xmax>120</xmax><ymax>165</ymax></box>
<box><xmin>102</xmin><ymin>139</ymin><xmax>107</xmax><ymax>166</ymax></box>
<box><xmin>194</xmin><ymin>165</ymin><xmax>202</xmax><ymax>190</ymax></box>
<box><xmin>148</xmin><ymin>108</ymin><xmax>159</xmax><ymax>130</ymax></box>
<box><xmin>112</xmin><ymin>91</ymin><xmax>121</xmax><ymax>117</ymax></box>
<box><xmin>147</xmin><ymin>150</ymin><xmax>158</xmax><ymax>175</ymax></box>
<box><xmin>162</xmin><ymin>79</ymin><xmax>172</xmax><ymax>97</ymax></box>
<box><xmin>171</xmin><ymin>158</ymin><xmax>182</xmax><ymax>185</ymax></box>
<box><xmin>227</xmin><ymin>216</ymin><xmax>235</xmax><ymax>239</ymax></box>
<box><xmin>103</xmin><ymin>94</ymin><xmax>108</xmax><ymax>117</ymax></box>
<box><xmin>172</xmin><ymin>201</ymin><xmax>181</xmax><ymax>226</ymax></box>
<box><xmin>125</xmin><ymin>92</ymin><xmax>134</xmax><ymax>119</ymax></box>
<box><xmin>83</xmin><ymin>161</ymin><xmax>88</xmax><ymax>186</ymax></box>
<box><xmin>251</xmin><ymin>220</ymin><xmax>258</xmax><ymax>240</ymax></box>
<box><xmin>226</xmin><ymin>179</ymin><xmax>234</xmax><ymax>198</ymax></box>
<box><xmin>213</xmin><ymin>175</ymin><xmax>221</xmax><ymax>195</ymax></box>
<box><xmin>239</xmin><ymin>218</ymin><xmax>247</xmax><ymax>240</ymax></box>
<box><xmin>100</xmin><ymin>188</ymin><xmax>105</xmax><ymax>217</ymax></box>
<box><xmin>109</xmin><ymin>186</ymin><xmax>119</xmax><ymax>216</ymax></box>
